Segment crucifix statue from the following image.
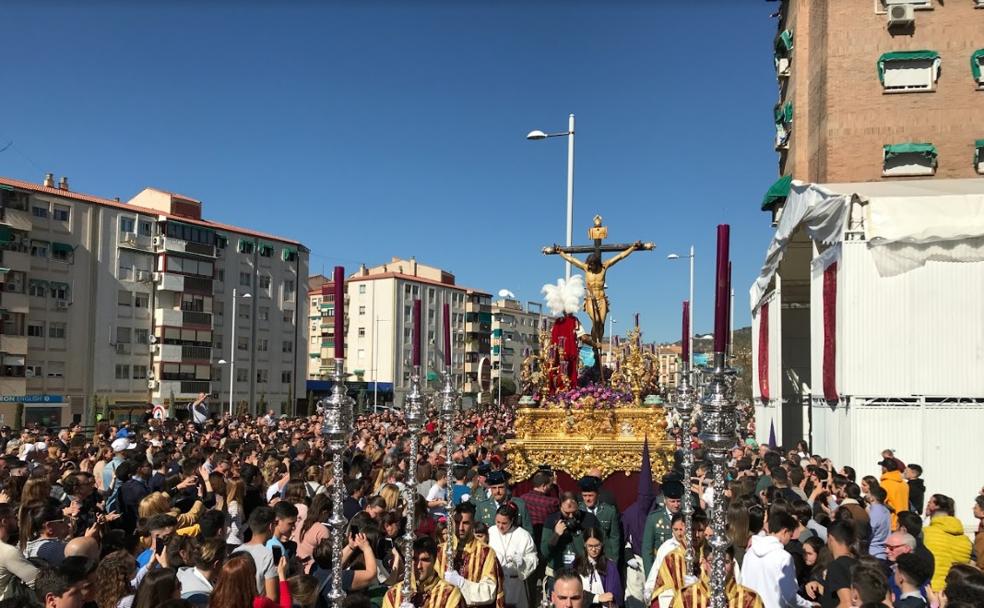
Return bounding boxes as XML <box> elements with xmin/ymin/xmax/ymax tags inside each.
<box><xmin>543</xmin><ymin>215</ymin><xmax>655</xmax><ymax>349</ymax></box>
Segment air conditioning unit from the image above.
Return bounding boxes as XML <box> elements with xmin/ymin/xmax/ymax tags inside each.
<box><xmin>888</xmin><ymin>3</ymin><xmax>914</xmax><ymax>25</ymax></box>
<box><xmin>152</xmin><ymin>236</ymin><xmax>164</xmax><ymax>248</ymax></box>
<box><xmin>148</xmin><ymin>379</ymin><xmax>159</xmax><ymax>390</ymax></box>
<box><xmin>149</xmin><ymin>343</ymin><xmax>157</xmax><ymax>353</ymax></box>
<box><xmin>54</xmin><ymin>300</ymin><xmax>69</xmax><ymax>310</ymax></box>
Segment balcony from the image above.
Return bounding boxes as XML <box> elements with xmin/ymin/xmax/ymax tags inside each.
<box><xmin>0</xmin><ymin>249</ymin><xmax>30</xmax><ymax>272</ymax></box>
<box><xmin>155</xmin><ymin>308</ymin><xmax>213</xmax><ymax>328</ymax></box>
<box><xmin>0</xmin><ymin>291</ymin><xmax>29</xmax><ymax>313</ymax></box>
<box><xmin>184</xmin><ymin>276</ymin><xmax>213</xmax><ymax>294</ymax></box>
<box><xmin>0</xmin><ymin>207</ymin><xmax>32</xmax><ymax>232</ymax></box>
<box><xmin>0</xmin><ymin>335</ymin><xmax>28</xmax><ymax>355</ymax></box>
<box><xmin>118</xmin><ymin>233</ymin><xmax>154</xmax><ymax>252</ymax></box>
<box><xmin>156</xmin><ymin>379</ymin><xmax>212</xmax><ymax>398</ymax></box>
<box><xmin>163</xmin><ymin>237</ymin><xmax>216</xmax><ymax>258</ymax></box>
<box><xmin>156</xmin><ymin>272</ymin><xmax>184</xmax><ymax>292</ymax></box>
<box><xmin>182</xmin><ymin>310</ymin><xmax>212</xmax><ymax>326</ymax></box>
<box><xmin>465</xmin><ymin>300</ymin><xmax>492</xmax><ymax>313</ymax></box>
<box><xmin>182</xmin><ymin>345</ymin><xmax>212</xmax><ymax>360</ymax></box>
<box><xmin>465</xmin><ymin>321</ymin><xmax>491</xmax><ymax>333</ymax></box>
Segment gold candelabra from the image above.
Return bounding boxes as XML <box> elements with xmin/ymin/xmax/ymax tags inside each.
<box><xmin>609</xmin><ymin>328</ymin><xmax>660</xmax><ymax>406</ymax></box>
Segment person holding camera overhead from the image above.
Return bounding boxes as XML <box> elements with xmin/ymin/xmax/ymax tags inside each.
<box><xmin>542</xmin><ymin>492</ymin><xmax>601</xmax><ymax>592</ymax></box>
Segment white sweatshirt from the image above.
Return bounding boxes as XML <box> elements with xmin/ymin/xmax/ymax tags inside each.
<box><xmin>739</xmin><ymin>535</ymin><xmax>813</xmax><ymax>608</ymax></box>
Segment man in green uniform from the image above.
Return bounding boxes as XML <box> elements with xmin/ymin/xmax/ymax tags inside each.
<box><xmin>640</xmin><ymin>479</ymin><xmax>684</xmax><ymax>576</ymax></box>
<box><xmin>577</xmin><ymin>476</ymin><xmax>622</xmax><ymax>561</ymax></box>
<box><xmin>473</xmin><ymin>470</ymin><xmax>534</xmax><ymax>539</ymax></box>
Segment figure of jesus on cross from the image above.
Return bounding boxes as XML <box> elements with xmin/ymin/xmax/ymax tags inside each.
<box><xmin>543</xmin><ymin>215</ymin><xmax>654</xmax><ymax>349</ymax></box>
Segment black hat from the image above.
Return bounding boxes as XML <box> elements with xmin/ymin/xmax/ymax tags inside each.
<box><xmin>537</xmin><ymin>464</ymin><xmax>554</xmax><ymax>474</ymax></box>
<box><xmin>578</xmin><ymin>476</ymin><xmax>601</xmax><ymax>492</ymax></box>
<box><xmin>661</xmin><ymin>480</ymin><xmax>685</xmax><ymax>499</ymax></box>
<box><xmin>877</xmin><ymin>459</ymin><xmax>898</xmax><ymax>472</ymax></box>
<box><xmin>477</xmin><ymin>463</ymin><xmax>492</xmax><ymax>476</ymax></box>
<box><xmin>486</xmin><ymin>470</ymin><xmax>508</xmax><ymax>486</ymax></box>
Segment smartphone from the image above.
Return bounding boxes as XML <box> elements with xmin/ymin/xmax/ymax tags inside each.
<box><xmin>272</xmin><ymin>545</ymin><xmax>283</xmax><ymax>563</ymax></box>
<box><xmin>350</xmin><ymin>525</ymin><xmax>360</xmax><ymax>537</ymax></box>
<box><xmin>155</xmin><ymin>537</ymin><xmax>169</xmax><ymax>555</ymax></box>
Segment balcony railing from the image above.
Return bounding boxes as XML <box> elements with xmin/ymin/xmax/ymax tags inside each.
<box><xmin>184</xmin><ymin>242</ymin><xmax>216</xmax><ymax>257</ymax></box>
<box><xmin>183</xmin><ymin>277</ymin><xmax>213</xmax><ymax>294</ymax></box>
<box><xmin>181</xmin><ymin>345</ymin><xmax>212</xmax><ymax>360</ymax></box>
<box><xmin>182</xmin><ymin>311</ymin><xmax>212</xmax><ymax>325</ymax></box>
<box><xmin>180</xmin><ymin>381</ymin><xmax>212</xmax><ymax>394</ymax></box>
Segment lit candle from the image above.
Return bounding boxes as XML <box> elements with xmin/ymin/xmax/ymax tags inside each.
<box><xmin>443</xmin><ymin>303</ymin><xmax>451</xmax><ymax>368</ymax></box>
<box><xmin>714</xmin><ymin>224</ymin><xmax>730</xmax><ymax>354</ymax></box>
<box><xmin>412</xmin><ymin>299</ymin><xmax>422</xmax><ymax>367</ymax></box>
<box><xmin>333</xmin><ymin>266</ymin><xmax>344</xmax><ymax>360</ymax></box>
<box><xmin>682</xmin><ymin>300</ymin><xmax>690</xmax><ymax>365</ymax></box>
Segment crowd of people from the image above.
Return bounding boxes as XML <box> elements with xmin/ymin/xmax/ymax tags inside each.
<box><xmin>0</xmin><ymin>399</ymin><xmax>981</xmax><ymax>608</ymax></box>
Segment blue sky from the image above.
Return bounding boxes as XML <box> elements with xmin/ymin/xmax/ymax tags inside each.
<box><xmin>2</xmin><ymin>1</ymin><xmax>781</xmax><ymax>342</ymax></box>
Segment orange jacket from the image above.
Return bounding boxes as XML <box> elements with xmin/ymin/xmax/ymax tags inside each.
<box><xmin>879</xmin><ymin>470</ymin><xmax>909</xmax><ymax>530</ymax></box>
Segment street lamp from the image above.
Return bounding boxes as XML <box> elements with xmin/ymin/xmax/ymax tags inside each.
<box><xmin>228</xmin><ymin>289</ymin><xmax>252</xmax><ymax>417</ymax></box>
<box><xmin>527</xmin><ymin>113</ymin><xmax>575</xmax><ymax>280</ymax></box>
<box><xmin>667</xmin><ymin>246</ymin><xmax>695</xmax><ymax>367</ymax></box>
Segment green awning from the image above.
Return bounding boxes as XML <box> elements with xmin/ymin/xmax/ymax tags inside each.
<box><xmin>975</xmin><ymin>139</ymin><xmax>984</xmax><ymax>166</ymax></box>
<box><xmin>877</xmin><ymin>50</ymin><xmax>939</xmax><ymax>83</ymax></box>
<box><xmin>29</xmin><ymin>279</ymin><xmax>49</xmax><ymax>287</ymax></box>
<box><xmin>761</xmin><ymin>175</ymin><xmax>793</xmax><ymax>211</ymax></box>
<box><xmin>775</xmin><ymin>30</ymin><xmax>793</xmax><ymax>54</ymax></box>
<box><xmin>883</xmin><ymin>143</ymin><xmax>937</xmax><ymax>161</ymax></box>
<box><xmin>972</xmin><ymin>49</ymin><xmax>984</xmax><ymax>82</ymax></box>
<box><xmin>0</xmin><ymin>226</ymin><xmax>13</xmax><ymax>243</ymax></box>
<box><xmin>51</xmin><ymin>242</ymin><xmax>73</xmax><ymax>254</ymax></box>
<box><xmin>478</xmin><ymin>312</ymin><xmax>492</xmax><ymax>324</ymax></box>
<box><xmin>309</xmin><ymin>353</ymin><xmax>320</xmax><ymax>358</ymax></box>
<box><xmin>258</xmin><ymin>242</ymin><xmax>274</xmax><ymax>255</ymax></box>
<box><xmin>492</xmin><ymin>328</ymin><xmax>502</xmax><ymax>338</ymax></box>
<box><xmin>0</xmin><ymin>268</ymin><xmax>10</xmax><ymax>275</ymax></box>
<box><xmin>0</xmin><ymin>184</ymin><xmax>14</xmax><ymax>192</ymax></box>
<box><xmin>774</xmin><ymin>102</ymin><xmax>793</xmax><ymax>125</ymax></box>
<box><xmin>237</xmin><ymin>238</ymin><xmax>256</xmax><ymax>253</ymax></box>
<box><xmin>282</xmin><ymin>247</ymin><xmax>297</xmax><ymax>262</ymax></box>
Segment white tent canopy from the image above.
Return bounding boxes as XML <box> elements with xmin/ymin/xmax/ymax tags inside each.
<box><xmin>751</xmin><ymin>178</ymin><xmax>984</xmax><ymax>310</ymax></box>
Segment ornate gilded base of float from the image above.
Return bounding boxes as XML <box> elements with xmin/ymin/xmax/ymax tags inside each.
<box><xmin>505</xmin><ymin>406</ymin><xmax>675</xmax><ymax>481</ymax></box>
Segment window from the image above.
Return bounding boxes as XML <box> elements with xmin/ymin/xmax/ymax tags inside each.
<box><xmin>50</xmin><ymin>283</ymin><xmax>69</xmax><ymax>300</ymax></box>
<box><xmin>358</xmin><ymin>284</ymin><xmax>366</xmax><ymax>294</ymax></box>
<box><xmin>284</xmin><ymin>280</ymin><xmax>295</xmax><ymax>302</ymax></box>
<box><xmin>883</xmin><ymin>143</ymin><xmax>938</xmax><ymax>176</ymax></box>
<box><xmin>116</xmin><ymin>327</ymin><xmax>131</xmax><ymax>344</ymax></box>
<box><xmin>115</xmin><ymin>364</ymin><xmax>130</xmax><ymax>380</ymax></box>
<box><xmin>877</xmin><ymin>51</ymin><xmax>940</xmax><ymax>92</ymax></box>
<box><xmin>236</xmin><ymin>368</ymin><xmax>248</xmax><ymax>382</ymax></box>
<box><xmin>238</xmin><ymin>306</ymin><xmax>250</xmax><ymax>320</ymax></box>
<box><xmin>358</xmin><ymin>327</ymin><xmax>366</xmax><ymax>338</ymax></box>
<box><xmin>214</xmin><ymin>334</ymin><xmax>223</xmax><ymax>348</ymax></box>
<box><xmin>49</xmin><ymin>323</ymin><xmax>66</xmax><ymax>339</ymax></box>
<box><xmin>258</xmin><ymin>306</ymin><xmax>270</xmax><ymax>321</ymax></box>
<box><xmin>26</xmin><ymin>364</ymin><xmax>42</xmax><ymax>378</ymax></box>
<box><xmin>133</xmin><ymin>365</ymin><xmax>148</xmax><ymax>379</ymax></box>
<box><xmin>237</xmin><ymin>336</ymin><xmax>249</xmax><ymax>351</ymax></box>
<box><xmin>774</xmin><ymin>102</ymin><xmax>792</xmax><ymax>150</ymax></box>
<box><xmin>165</xmin><ymin>222</ymin><xmax>216</xmax><ymax>245</ymax></box>
<box><xmin>256</xmin><ymin>369</ymin><xmax>268</xmax><ymax>383</ymax></box>
<box><xmin>257</xmin><ymin>338</ymin><xmax>268</xmax><ymax>352</ymax></box>
<box><xmin>281</xmin><ymin>370</ymin><xmax>292</xmax><ymax>383</ymax></box>
<box><xmin>359</xmin><ymin>305</ymin><xmax>366</xmax><ymax>315</ymax></box>
<box><xmin>238</xmin><ymin>239</ymin><xmax>255</xmax><ymax>254</ymax></box>
<box><xmin>51</xmin><ymin>243</ymin><xmax>73</xmax><ymax>263</ymax></box>
<box><xmin>138</xmin><ymin>221</ymin><xmax>153</xmax><ymax>237</ymax></box>
<box><xmin>976</xmin><ymin>140</ymin><xmax>984</xmax><ymax>174</ymax></box>
<box><xmin>32</xmin><ymin>206</ymin><xmax>49</xmax><ymax>219</ymax></box>
<box><xmin>120</xmin><ymin>217</ymin><xmax>135</xmax><ymax>233</ymax></box>
<box><xmin>282</xmin><ymin>340</ymin><xmax>293</xmax><ymax>353</ymax></box>
<box><xmin>53</xmin><ymin>205</ymin><xmax>70</xmax><ymax>222</ymax></box>
<box><xmin>167</xmin><ymin>256</ymin><xmax>213</xmax><ymax>277</ymax></box>
<box><xmin>259</xmin><ymin>244</ymin><xmax>274</xmax><ymax>257</ymax></box>
<box><xmin>357</xmin><ymin>348</ymin><xmax>366</xmax><ymax>360</ymax></box>
<box><xmin>282</xmin><ymin>248</ymin><xmax>297</xmax><ymax>263</ymax></box>
<box><xmin>216</xmin><ymin>235</ymin><xmax>228</xmax><ymax>249</ymax></box>
<box><xmin>774</xmin><ymin>30</ymin><xmax>793</xmax><ymax>77</ymax></box>
<box><xmin>283</xmin><ymin>310</ymin><xmax>294</xmax><ymax>323</ymax></box>
<box><xmin>28</xmin><ymin>281</ymin><xmax>47</xmax><ymax>298</ymax></box>
<box><xmin>134</xmin><ymin>293</ymin><xmax>149</xmax><ymax>309</ymax></box>
<box><xmin>28</xmin><ymin>323</ymin><xmax>45</xmax><ymax>338</ymax></box>
<box><xmin>45</xmin><ymin>361</ymin><xmax>65</xmax><ymax>378</ymax></box>
<box><xmin>31</xmin><ymin>240</ymin><xmax>49</xmax><ymax>258</ymax></box>
<box><xmin>118</xmin><ymin>290</ymin><xmax>132</xmax><ymax>307</ymax></box>
<box><xmin>135</xmin><ymin>329</ymin><xmax>149</xmax><ymax>344</ymax></box>
<box><xmin>239</xmin><ymin>272</ymin><xmax>252</xmax><ymax>287</ymax></box>
<box><xmin>259</xmin><ymin>274</ymin><xmax>271</xmax><ymax>290</ymax></box>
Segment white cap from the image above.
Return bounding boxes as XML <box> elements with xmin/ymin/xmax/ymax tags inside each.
<box><xmin>111</xmin><ymin>438</ymin><xmax>136</xmax><ymax>452</ymax></box>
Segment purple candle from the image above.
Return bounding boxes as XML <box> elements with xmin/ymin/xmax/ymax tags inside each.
<box><xmin>613</xmin><ymin>335</ymin><xmax>620</xmax><ymax>348</ymax></box>
<box><xmin>412</xmin><ymin>299</ymin><xmax>422</xmax><ymax>366</ymax></box>
<box><xmin>713</xmin><ymin>224</ymin><xmax>730</xmax><ymax>354</ymax></box>
<box><xmin>634</xmin><ymin>313</ymin><xmax>640</xmax><ymax>329</ymax></box>
<box><xmin>333</xmin><ymin>266</ymin><xmax>344</xmax><ymax>359</ymax></box>
<box><xmin>682</xmin><ymin>300</ymin><xmax>690</xmax><ymax>365</ymax></box>
<box><xmin>443</xmin><ymin>303</ymin><xmax>451</xmax><ymax>367</ymax></box>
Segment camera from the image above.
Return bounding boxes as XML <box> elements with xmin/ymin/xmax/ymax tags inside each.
<box><xmin>562</xmin><ymin>511</ymin><xmax>583</xmax><ymax>535</ymax></box>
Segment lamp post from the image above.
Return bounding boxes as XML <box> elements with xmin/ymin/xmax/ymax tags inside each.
<box><xmin>527</xmin><ymin>113</ymin><xmax>575</xmax><ymax>280</ymax></box>
<box><xmin>667</xmin><ymin>246</ymin><xmax>694</xmax><ymax>367</ymax></box>
<box><xmin>228</xmin><ymin>289</ymin><xmax>252</xmax><ymax>417</ymax></box>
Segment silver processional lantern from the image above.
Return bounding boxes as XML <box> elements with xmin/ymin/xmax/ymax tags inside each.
<box><xmin>321</xmin><ymin>358</ymin><xmax>355</xmax><ymax>608</ymax></box>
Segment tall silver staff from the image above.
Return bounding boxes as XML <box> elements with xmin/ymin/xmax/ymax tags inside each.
<box><xmin>400</xmin><ymin>347</ymin><xmax>426</xmax><ymax>608</ymax></box>
<box><xmin>673</xmin><ymin>300</ymin><xmax>697</xmax><ymax>577</ymax></box>
<box><xmin>439</xmin><ymin>367</ymin><xmax>458</xmax><ymax>571</ymax></box>
<box><xmin>322</xmin><ymin>359</ymin><xmax>354</xmax><ymax>608</ymax></box>
<box><xmin>698</xmin><ymin>225</ymin><xmax>738</xmax><ymax>608</ymax></box>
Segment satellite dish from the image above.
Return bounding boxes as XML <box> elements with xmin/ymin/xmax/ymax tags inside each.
<box><xmin>498</xmin><ymin>289</ymin><xmax>515</xmax><ymax>299</ymax></box>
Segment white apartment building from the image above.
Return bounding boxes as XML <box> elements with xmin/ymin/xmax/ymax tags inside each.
<box><xmin>0</xmin><ymin>174</ymin><xmax>308</xmax><ymax>428</ymax></box>
<box><xmin>334</xmin><ymin>257</ymin><xmax>491</xmax><ymax>408</ymax></box>
<box><xmin>490</xmin><ymin>298</ymin><xmax>543</xmax><ymax>393</ymax></box>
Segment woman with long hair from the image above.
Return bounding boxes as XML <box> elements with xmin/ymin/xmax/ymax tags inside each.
<box><xmin>798</xmin><ymin>536</ymin><xmax>831</xmax><ymax>601</ymax></box>
<box><xmin>860</xmin><ymin>476</ymin><xmax>879</xmax><ymax>499</ymax></box>
<box><xmin>208</xmin><ymin>552</ymin><xmax>291</xmax><ymax>608</ymax></box>
<box><xmin>133</xmin><ymin>567</ymin><xmax>181</xmax><ymax>608</ymax></box>
<box><xmin>572</xmin><ymin>527</ymin><xmax>622</xmax><ymax>608</ymax></box>
<box><xmin>226</xmin><ymin>478</ymin><xmax>246</xmax><ymax>547</ymax></box>
<box><xmin>377</xmin><ymin>483</ymin><xmax>401</xmax><ymax>513</ymax></box>
<box><xmin>296</xmin><ymin>494</ymin><xmax>332</xmax><ymax>573</ymax></box>
<box><xmin>95</xmin><ymin>550</ymin><xmax>137</xmax><ymax>608</ymax></box>
<box><xmin>726</xmin><ymin>499</ymin><xmax>753</xmax><ymax>567</ymax></box>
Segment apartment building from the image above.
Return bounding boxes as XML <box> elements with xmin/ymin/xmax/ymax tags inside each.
<box><xmin>305</xmin><ymin>275</ymin><xmax>331</xmax><ymax>381</ymax></box>
<box><xmin>0</xmin><ymin>174</ymin><xmax>308</xmax><ymax>427</ymax></box>
<box><xmin>490</xmin><ymin>298</ymin><xmax>543</xmax><ymax>393</ymax></box>
<box><xmin>337</xmin><ymin>257</ymin><xmax>491</xmax><ymax>408</ymax></box>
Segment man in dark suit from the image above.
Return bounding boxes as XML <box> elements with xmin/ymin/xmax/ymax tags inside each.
<box><xmin>893</xmin><ymin>553</ymin><xmax>931</xmax><ymax>607</ymax></box>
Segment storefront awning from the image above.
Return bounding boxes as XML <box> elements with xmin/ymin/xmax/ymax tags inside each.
<box><xmin>971</xmin><ymin>49</ymin><xmax>984</xmax><ymax>82</ymax></box>
<box><xmin>883</xmin><ymin>143</ymin><xmax>937</xmax><ymax>163</ymax></box>
<box><xmin>762</xmin><ymin>175</ymin><xmax>793</xmax><ymax>210</ymax></box>
<box><xmin>877</xmin><ymin>50</ymin><xmax>939</xmax><ymax>82</ymax></box>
